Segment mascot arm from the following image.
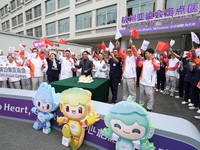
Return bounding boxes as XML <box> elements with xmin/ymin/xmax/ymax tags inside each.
<box><xmin>57</xmin><ymin>117</ymin><xmax>69</xmax><ymax>125</ymax></box>
<box><xmin>45</xmin><ymin>113</ymin><xmax>54</xmax><ymax>120</ymax></box>
<box><xmin>101</xmin><ymin>128</ymin><xmax>113</xmax><ymax>139</ymax></box>
<box><xmin>86</xmin><ymin>113</ymin><xmax>100</xmax><ymax>126</ymax></box>
<box><xmin>31</xmin><ymin>107</ymin><xmax>38</xmax><ymax>114</ymax></box>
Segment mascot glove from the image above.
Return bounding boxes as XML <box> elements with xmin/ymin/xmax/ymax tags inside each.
<box><xmin>57</xmin><ymin>117</ymin><xmax>68</xmax><ymax>125</ymax></box>
<box><xmin>101</xmin><ymin>128</ymin><xmax>112</xmax><ymax>139</ymax></box>
<box><xmin>31</xmin><ymin>107</ymin><xmax>38</xmax><ymax>114</ymax></box>
<box><xmin>87</xmin><ymin>113</ymin><xmax>100</xmax><ymax>126</ymax></box>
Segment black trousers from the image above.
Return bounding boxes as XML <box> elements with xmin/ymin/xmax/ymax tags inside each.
<box><xmin>157</xmin><ymin>75</ymin><xmax>165</xmax><ymax>90</ymax></box>
<box><xmin>110</xmin><ymin>77</ymin><xmax>120</xmax><ymax>103</ymax></box>
<box><xmin>191</xmin><ymin>85</ymin><xmax>200</xmax><ymax>107</ymax></box>
<box><xmin>184</xmin><ymin>81</ymin><xmax>191</xmax><ymax>102</ymax></box>
<box><xmin>47</xmin><ymin>75</ymin><xmax>59</xmax><ymax>83</ymax></box>
<box><xmin>178</xmin><ymin>75</ymin><xmax>185</xmax><ymax>97</ymax></box>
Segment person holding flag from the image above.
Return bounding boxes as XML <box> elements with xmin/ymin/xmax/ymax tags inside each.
<box><xmin>116</xmin><ymin>39</ymin><xmax>138</xmax><ymax>102</ymax></box>
<box><xmin>55</xmin><ymin>48</ymin><xmax>75</xmax><ymax>80</ymax></box>
<box><xmin>138</xmin><ymin>48</ymin><xmax>160</xmax><ymax>112</ymax></box>
<box><xmin>162</xmin><ymin>48</ymin><xmax>179</xmax><ymax>97</ymax></box>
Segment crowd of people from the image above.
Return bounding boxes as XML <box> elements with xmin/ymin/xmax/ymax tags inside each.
<box><xmin>0</xmin><ymin>42</ymin><xmax>200</xmax><ymax>117</ymax></box>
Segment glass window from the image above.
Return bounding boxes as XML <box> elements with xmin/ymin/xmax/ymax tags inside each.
<box><xmin>1</xmin><ymin>8</ymin><xmax>4</xmax><ymax>17</ymax></box>
<box><xmin>5</xmin><ymin>5</ymin><xmax>8</xmax><ymax>14</ymax></box>
<box><xmin>27</xmin><ymin>28</ymin><xmax>33</xmax><ymax>36</ymax></box>
<box><xmin>26</xmin><ymin>9</ymin><xmax>32</xmax><ymax>21</ymax></box>
<box><xmin>11</xmin><ymin>0</ymin><xmax>16</xmax><ymax>11</ymax></box>
<box><xmin>46</xmin><ymin>0</ymin><xmax>55</xmax><ymax>13</ymax></box>
<box><xmin>127</xmin><ymin>0</ymin><xmax>154</xmax><ymax>15</ymax></box>
<box><xmin>76</xmin><ymin>0</ymin><xmax>82</xmax><ymax>2</ymax></box>
<box><xmin>35</xmin><ymin>26</ymin><xmax>42</xmax><ymax>37</ymax></box>
<box><xmin>76</xmin><ymin>12</ymin><xmax>91</xmax><ymax>30</ymax></box>
<box><xmin>58</xmin><ymin>0</ymin><xmax>69</xmax><ymax>9</ymax></box>
<box><xmin>17</xmin><ymin>0</ymin><xmax>21</xmax><ymax>7</ymax></box>
<box><xmin>2</xmin><ymin>22</ymin><xmax>6</xmax><ymax>31</ymax></box>
<box><xmin>34</xmin><ymin>5</ymin><xmax>41</xmax><ymax>18</ymax></box>
<box><xmin>97</xmin><ymin>5</ymin><xmax>117</xmax><ymax>26</ymax></box>
<box><xmin>12</xmin><ymin>17</ymin><xmax>17</xmax><ymax>27</ymax></box>
<box><xmin>18</xmin><ymin>13</ymin><xmax>23</xmax><ymax>24</ymax></box>
<box><xmin>6</xmin><ymin>20</ymin><xmax>10</xmax><ymax>29</ymax></box>
<box><xmin>166</xmin><ymin>0</ymin><xmax>200</xmax><ymax>9</ymax></box>
<box><xmin>25</xmin><ymin>0</ymin><xmax>29</xmax><ymax>2</ymax></box>
<box><xmin>17</xmin><ymin>31</ymin><xmax>24</xmax><ymax>35</ymax></box>
<box><xmin>59</xmin><ymin>18</ymin><xmax>70</xmax><ymax>33</ymax></box>
<box><xmin>46</xmin><ymin>22</ymin><xmax>55</xmax><ymax>35</ymax></box>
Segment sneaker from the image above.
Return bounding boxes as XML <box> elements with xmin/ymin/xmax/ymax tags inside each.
<box><xmin>175</xmin><ymin>90</ymin><xmax>179</xmax><ymax>93</ymax></box>
<box><xmin>163</xmin><ymin>91</ymin><xmax>169</xmax><ymax>94</ymax></box>
<box><xmin>156</xmin><ymin>89</ymin><xmax>159</xmax><ymax>92</ymax></box>
<box><xmin>181</xmin><ymin>101</ymin><xmax>188</xmax><ymax>105</ymax></box>
<box><xmin>188</xmin><ymin>103</ymin><xmax>194</xmax><ymax>107</ymax></box>
<box><xmin>197</xmin><ymin>109</ymin><xmax>200</xmax><ymax>113</ymax></box>
<box><xmin>146</xmin><ymin>109</ymin><xmax>152</xmax><ymax>112</ymax></box>
<box><xmin>118</xmin><ymin>83</ymin><xmax>121</xmax><ymax>86</ymax></box>
<box><xmin>189</xmin><ymin>106</ymin><xmax>199</xmax><ymax>110</ymax></box>
<box><xmin>160</xmin><ymin>90</ymin><xmax>163</xmax><ymax>93</ymax></box>
<box><xmin>175</xmin><ymin>96</ymin><xmax>180</xmax><ymax>99</ymax></box>
<box><xmin>170</xmin><ymin>93</ymin><xmax>174</xmax><ymax>97</ymax></box>
<box><xmin>188</xmin><ymin>99</ymin><xmax>191</xmax><ymax>103</ymax></box>
<box><xmin>194</xmin><ymin>116</ymin><xmax>200</xmax><ymax>120</ymax></box>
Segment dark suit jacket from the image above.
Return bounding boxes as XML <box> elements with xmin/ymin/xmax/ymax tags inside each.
<box><xmin>46</xmin><ymin>58</ymin><xmax>61</xmax><ymax>77</ymax></box>
<box><xmin>78</xmin><ymin>59</ymin><xmax>93</xmax><ymax>76</ymax></box>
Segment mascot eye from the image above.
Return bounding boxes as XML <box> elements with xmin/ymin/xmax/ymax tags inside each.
<box><xmin>66</xmin><ymin>106</ymin><xmax>69</xmax><ymax>112</ymax></box>
<box><xmin>132</xmin><ymin>129</ymin><xmax>141</xmax><ymax>134</ymax></box>
<box><xmin>78</xmin><ymin>107</ymin><xmax>82</xmax><ymax>114</ymax></box>
<box><xmin>46</xmin><ymin>104</ymin><xmax>50</xmax><ymax>110</ymax></box>
<box><xmin>37</xmin><ymin>101</ymin><xmax>40</xmax><ymax>107</ymax></box>
<box><xmin>114</xmin><ymin>124</ymin><xmax>121</xmax><ymax>129</ymax></box>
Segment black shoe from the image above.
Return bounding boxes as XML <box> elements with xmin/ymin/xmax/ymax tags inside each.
<box><xmin>147</xmin><ymin>109</ymin><xmax>152</xmax><ymax>112</ymax></box>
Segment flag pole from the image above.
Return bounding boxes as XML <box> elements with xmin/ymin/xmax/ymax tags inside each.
<box><xmin>191</xmin><ymin>32</ymin><xmax>194</xmax><ymax>48</ymax></box>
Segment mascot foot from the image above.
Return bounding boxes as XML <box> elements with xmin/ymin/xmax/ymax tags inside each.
<box><xmin>33</xmin><ymin>122</ymin><xmax>42</xmax><ymax>130</ymax></box>
<box><xmin>43</xmin><ymin>128</ymin><xmax>51</xmax><ymax>134</ymax></box>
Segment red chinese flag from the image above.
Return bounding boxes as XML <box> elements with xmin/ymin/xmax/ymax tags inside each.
<box><xmin>44</xmin><ymin>37</ymin><xmax>54</xmax><ymax>46</ymax></box>
<box><xmin>186</xmin><ymin>52</ymin><xmax>192</xmax><ymax>58</ymax></box>
<box><xmin>30</xmin><ymin>48</ymin><xmax>32</xmax><ymax>51</ymax></box>
<box><xmin>19</xmin><ymin>50</ymin><xmax>25</xmax><ymax>56</ymax></box>
<box><xmin>95</xmin><ymin>45</ymin><xmax>101</xmax><ymax>47</ymax></box>
<box><xmin>131</xmin><ymin>28</ymin><xmax>140</xmax><ymax>39</ymax></box>
<box><xmin>14</xmin><ymin>50</ymin><xmax>19</xmax><ymax>53</ymax></box>
<box><xmin>21</xmin><ymin>45</ymin><xmax>26</xmax><ymax>48</ymax></box>
<box><xmin>123</xmin><ymin>49</ymin><xmax>128</xmax><ymax>53</ymax></box>
<box><xmin>38</xmin><ymin>52</ymin><xmax>44</xmax><ymax>60</ymax></box>
<box><xmin>58</xmin><ymin>39</ymin><xmax>68</xmax><ymax>44</ymax></box>
<box><xmin>156</xmin><ymin>41</ymin><xmax>170</xmax><ymax>53</ymax></box>
<box><xmin>93</xmin><ymin>51</ymin><xmax>98</xmax><ymax>57</ymax></box>
<box><xmin>101</xmin><ymin>42</ymin><xmax>106</xmax><ymax>52</ymax></box>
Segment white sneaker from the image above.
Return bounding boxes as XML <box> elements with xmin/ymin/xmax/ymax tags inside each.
<box><xmin>118</xmin><ymin>83</ymin><xmax>121</xmax><ymax>86</ymax></box>
<box><xmin>170</xmin><ymin>93</ymin><xmax>174</xmax><ymax>97</ymax></box>
<box><xmin>175</xmin><ymin>96</ymin><xmax>180</xmax><ymax>99</ymax></box>
<box><xmin>156</xmin><ymin>89</ymin><xmax>159</xmax><ymax>92</ymax></box>
<box><xmin>188</xmin><ymin>99</ymin><xmax>191</xmax><ymax>103</ymax></box>
<box><xmin>163</xmin><ymin>91</ymin><xmax>169</xmax><ymax>94</ymax></box>
<box><xmin>197</xmin><ymin>109</ymin><xmax>200</xmax><ymax>113</ymax></box>
<box><xmin>160</xmin><ymin>90</ymin><xmax>163</xmax><ymax>93</ymax></box>
<box><xmin>188</xmin><ymin>103</ymin><xmax>194</xmax><ymax>107</ymax></box>
<box><xmin>194</xmin><ymin>116</ymin><xmax>200</xmax><ymax>120</ymax></box>
<box><xmin>175</xmin><ymin>90</ymin><xmax>179</xmax><ymax>93</ymax></box>
<box><xmin>189</xmin><ymin>106</ymin><xmax>199</xmax><ymax>110</ymax></box>
<box><xmin>181</xmin><ymin>101</ymin><xmax>188</xmax><ymax>105</ymax></box>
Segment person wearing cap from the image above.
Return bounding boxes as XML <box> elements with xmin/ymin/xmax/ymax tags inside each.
<box><xmin>116</xmin><ymin>39</ymin><xmax>138</xmax><ymax>102</ymax></box>
<box><xmin>6</xmin><ymin>55</ymin><xmax>21</xmax><ymax>89</ymax></box>
<box><xmin>55</xmin><ymin>48</ymin><xmax>74</xmax><ymax>80</ymax></box>
<box><xmin>27</xmin><ymin>48</ymin><xmax>47</xmax><ymax>90</ymax></box>
<box><xmin>75</xmin><ymin>51</ymin><xmax>93</xmax><ymax>76</ymax></box>
<box><xmin>139</xmin><ymin>48</ymin><xmax>160</xmax><ymax>112</ymax></box>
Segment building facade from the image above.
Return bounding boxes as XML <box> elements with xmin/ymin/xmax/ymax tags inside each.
<box><xmin>0</xmin><ymin>0</ymin><xmax>200</xmax><ymax>53</ymax></box>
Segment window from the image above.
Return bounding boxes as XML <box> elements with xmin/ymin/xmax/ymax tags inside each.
<box><xmin>11</xmin><ymin>0</ymin><xmax>16</xmax><ymax>11</ymax></box>
<box><xmin>127</xmin><ymin>0</ymin><xmax>155</xmax><ymax>16</ymax></box>
<box><xmin>2</xmin><ymin>22</ymin><xmax>6</xmax><ymax>31</ymax></box>
<box><xmin>46</xmin><ymin>0</ymin><xmax>55</xmax><ymax>13</ymax></box>
<box><xmin>59</xmin><ymin>18</ymin><xmax>70</xmax><ymax>33</ymax></box>
<box><xmin>58</xmin><ymin>0</ymin><xmax>69</xmax><ymax>9</ymax></box>
<box><xmin>46</xmin><ymin>22</ymin><xmax>55</xmax><ymax>35</ymax></box>
<box><xmin>166</xmin><ymin>0</ymin><xmax>200</xmax><ymax>10</ymax></box>
<box><xmin>18</xmin><ymin>13</ymin><xmax>23</xmax><ymax>24</ymax></box>
<box><xmin>76</xmin><ymin>0</ymin><xmax>82</xmax><ymax>2</ymax></box>
<box><xmin>1</xmin><ymin>8</ymin><xmax>4</xmax><ymax>17</ymax></box>
<box><xmin>5</xmin><ymin>5</ymin><xmax>8</xmax><ymax>14</ymax></box>
<box><xmin>17</xmin><ymin>31</ymin><xmax>24</xmax><ymax>35</ymax></box>
<box><xmin>12</xmin><ymin>17</ymin><xmax>17</xmax><ymax>27</ymax></box>
<box><xmin>27</xmin><ymin>28</ymin><xmax>33</xmax><ymax>36</ymax></box>
<box><xmin>34</xmin><ymin>5</ymin><xmax>41</xmax><ymax>18</ymax></box>
<box><xmin>6</xmin><ymin>20</ymin><xmax>10</xmax><ymax>29</ymax></box>
<box><xmin>17</xmin><ymin>0</ymin><xmax>21</xmax><ymax>7</ymax></box>
<box><xmin>35</xmin><ymin>26</ymin><xmax>42</xmax><ymax>37</ymax></box>
<box><xmin>25</xmin><ymin>0</ymin><xmax>29</xmax><ymax>2</ymax></box>
<box><xmin>97</xmin><ymin>5</ymin><xmax>117</xmax><ymax>26</ymax></box>
<box><xmin>76</xmin><ymin>12</ymin><xmax>91</xmax><ymax>30</ymax></box>
<box><xmin>26</xmin><ymin>9</ymin><xmax>32</xmax><ymax>21</ymax></box>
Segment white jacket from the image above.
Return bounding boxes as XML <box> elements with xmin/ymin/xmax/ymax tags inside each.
<box><xmin>94</xmin><ymin>60</ymin><xmax>108</xmax><ymax>78</ymax></box>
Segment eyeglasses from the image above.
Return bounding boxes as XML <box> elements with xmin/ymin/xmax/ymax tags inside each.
<box><xmin>127</xmin><ymin>51</ymin><xmax>132</xmax><ymax>52</ymax></box>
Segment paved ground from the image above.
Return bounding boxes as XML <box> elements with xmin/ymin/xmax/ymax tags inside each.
<box><xmin>0</xmin><ymin>83</ymin><xmax>199</xmax><ymax>150</ymax></box>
